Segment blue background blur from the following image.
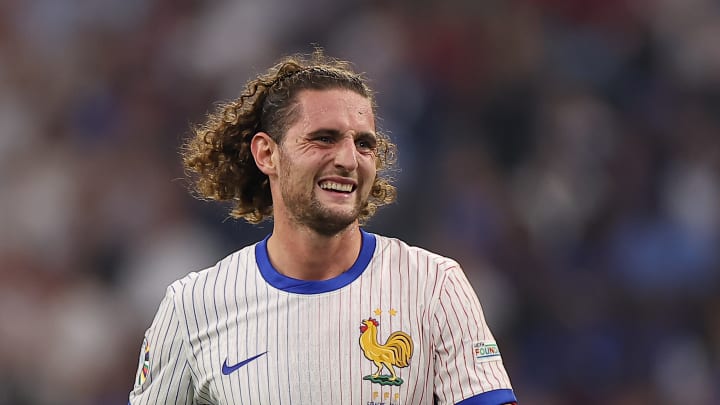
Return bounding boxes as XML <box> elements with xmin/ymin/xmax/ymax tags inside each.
<box><xmin>1</xmin><ymin>0</ymin><xmax>719</xmax><ymax>404</ymax></box>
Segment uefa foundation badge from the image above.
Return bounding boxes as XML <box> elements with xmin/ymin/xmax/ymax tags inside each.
<box><xmin>473</xmin><ymin>340</ymin><xmax>501</xmax><ymax>363</ymax></box>
<box><xmin>135</xmin><ymin>337</ymin><xmax>151</xmax><ymax>387</ymax></box>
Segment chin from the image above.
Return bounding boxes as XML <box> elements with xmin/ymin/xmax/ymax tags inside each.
<box><xmin>307</xmin><ymin>218</ymin><xmax>355</xmax><ymax>236</ymax></box>
<box><xmin>287</xmin><ymin>194</ymin><xmax>366</xmax><ymax>236</ymax></box>
<box><xmin>307</xmin><ymin>207</ymin><xmax>361</xmax><ymax>236</ymax></box>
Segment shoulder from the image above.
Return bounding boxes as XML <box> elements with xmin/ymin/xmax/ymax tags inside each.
<box><xmin>370</xmin><ymin>233</ymin><xmax>464</xmax><ymax>293</ymax></box>
<box><xmin>370</xmin><ymin>233</ymin><xmax>471</xmax><ymax>309</ymax></box>
<box><xmin>372</xmin><ymin>233</ymin><xmax>461</xmax><ymax>274</ymax></box>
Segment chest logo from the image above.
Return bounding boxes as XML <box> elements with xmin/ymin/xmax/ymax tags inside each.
<box><xmin>359</xmin><ymin>317</ymin><xmax>414</xmax><ymax>386</ymax></box>
<box><xmin>221</xmin><ymin>352</ymin><xmax>267</xmax><ymax>375</ymax></box>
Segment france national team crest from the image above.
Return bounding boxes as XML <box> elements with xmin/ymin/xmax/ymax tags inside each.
<box><xmin>358</xmin><ymin>315</ymin><xmax>413</xmax><ymax>386</ymax></box>
<box><xmin>134</xmin><ymin>337</ymin><xmax>150</xmax><ymax>387</ymax></box>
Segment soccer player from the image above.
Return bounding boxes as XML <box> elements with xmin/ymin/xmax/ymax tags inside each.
<box><xmin>129</xmin><ymin>50</ymin><xmax>518</xmax><ymax>405</ymax></box>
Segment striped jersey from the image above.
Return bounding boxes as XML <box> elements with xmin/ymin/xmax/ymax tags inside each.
<box><xmin>129</xmin><ymin>230</ymin><xmax>517</xmax><ymax>404</ymax></box>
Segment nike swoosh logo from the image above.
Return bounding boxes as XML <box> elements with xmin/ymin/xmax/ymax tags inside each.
<box><xmin>221</xmin><ymin>352</ymin><xmax>267</xmax><ymax>375</ymax></box>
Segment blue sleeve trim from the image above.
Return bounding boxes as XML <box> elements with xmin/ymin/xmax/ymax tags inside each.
<box><xmin>455</xmin><ymin>388</ymin><xmax>517</xmax><ymax>405</ymax></box>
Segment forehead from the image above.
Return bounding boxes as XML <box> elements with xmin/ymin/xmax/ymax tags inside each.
<box><xmin>291</xmin><ymin>88</ymin><xmax>375</xmax><ymax>132</ymax></box>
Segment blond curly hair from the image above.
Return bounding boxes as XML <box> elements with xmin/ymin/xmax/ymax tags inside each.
<box><xmin>182</xmin><ymin>50</ymin><xmax>397</xmax><ymax>224</ymax></box>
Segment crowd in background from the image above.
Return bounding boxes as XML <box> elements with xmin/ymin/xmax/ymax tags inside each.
<box><xmin>1</xmin><ymin>0</ymin><xmax>719</xmax><ymax>404</ymax></box>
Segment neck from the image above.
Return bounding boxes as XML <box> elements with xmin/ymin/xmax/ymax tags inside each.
<box><xmin>266</xmin><ymin>219</ymin><xmax>363</xmax><ymax>281</ymax></box>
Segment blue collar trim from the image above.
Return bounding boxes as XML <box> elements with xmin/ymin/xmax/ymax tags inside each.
<box><xmin>255</xmin><ymin>229</ymin><xmax>376</xmax><ymax>294</ymax></box>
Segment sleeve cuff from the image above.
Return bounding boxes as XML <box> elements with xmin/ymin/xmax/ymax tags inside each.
<box><xmin>455</xmin><ymin>388</ymin><xmax>517</xmax><ymax>405</ymax></box>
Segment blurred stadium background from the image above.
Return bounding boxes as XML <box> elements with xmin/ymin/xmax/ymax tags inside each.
<box><xmin>1</xmin><ymin>0</ymin><xmax>719</xmax><ymax>404</ymax></box>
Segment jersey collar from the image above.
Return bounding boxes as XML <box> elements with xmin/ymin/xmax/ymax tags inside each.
<box><xmin>255</xmin><ymin>229</ymin><xmax>376</xmax><ymax>294</ymax></box>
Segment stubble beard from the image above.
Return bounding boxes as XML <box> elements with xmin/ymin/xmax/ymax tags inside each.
<box><xmin>278</xmin><ymin>164</ymin><xmax>367</xmax><ymax>237</ymax></box>
<box><xmin>293</xmin><ymin>193</ymin><xmax>361</xmax><ymax>236</ymax></box>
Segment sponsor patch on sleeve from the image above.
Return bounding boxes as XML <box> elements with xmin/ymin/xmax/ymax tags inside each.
<box><xmin>134</xmin><ymin>337</ymin><xmax>151</xmax><ymax>388</ymax></box>
<box><xmin>473</xmin><ymin>340</ymin><xmax>501</xmax><ymax>363</ymax></box>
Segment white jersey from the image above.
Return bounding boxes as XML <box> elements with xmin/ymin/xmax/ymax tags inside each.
<box><xmin>129</xmin><ymin>230</ymin><xmax>517</xmax><ymax>405</ymax></box>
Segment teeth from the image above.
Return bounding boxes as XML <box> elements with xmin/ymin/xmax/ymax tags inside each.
<box><xmin>319</xmin><ymin>181</ymin><xmax>353</xmax><ymax>192</ymax></box>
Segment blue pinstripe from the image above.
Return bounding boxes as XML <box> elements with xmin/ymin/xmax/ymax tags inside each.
<box><xmin>210</xmin><ymin>261</ymin><xmax>230</xmax><ymax>403</ymax></box>
<box><xmin>220</xmin><ymin>257</ymin><xmax>237</xmax><ymax>405</ymax></box>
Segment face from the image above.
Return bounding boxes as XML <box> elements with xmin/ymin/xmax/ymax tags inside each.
<box><xmin>274</xmin><ymin>88</ymin><xmax>377</xmax><ymax>236</ymax></box>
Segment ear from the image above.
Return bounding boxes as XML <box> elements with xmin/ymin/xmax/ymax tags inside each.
<box><xmin>250</xmin><ymin>132</ymin><xmax>278</xmax><ymax>176</ymax></box>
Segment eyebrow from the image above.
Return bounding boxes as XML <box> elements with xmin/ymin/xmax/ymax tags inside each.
<box><xmin>307</xmin><ymin>128</ymin><xmax>377</xmax><ymax>140</ymax></box>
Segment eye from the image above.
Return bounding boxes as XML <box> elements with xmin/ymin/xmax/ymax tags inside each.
<box><xmin>315</xmin><ymin>136</ymin><xmax>333</xmax><ymax>144</ymax></box>
<box><xmin>356</xmin><ymin>137</ymin><xmax>377</xmax><ymax>153</ymax></box>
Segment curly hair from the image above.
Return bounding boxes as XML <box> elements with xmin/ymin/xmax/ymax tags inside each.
<box><xmin>182</xmin><ymin>50</ymin><xmax>397</xmax><ymax>224</ymax></box>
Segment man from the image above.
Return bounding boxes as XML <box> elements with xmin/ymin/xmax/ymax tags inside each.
<box><xmin>129</xmin><ymin>50</ymin><xmax>518</xmax><ymax>405</ymax></box>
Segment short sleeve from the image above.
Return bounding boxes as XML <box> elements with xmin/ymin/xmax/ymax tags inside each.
<box><xmin>129</xmin><ymin>287</ymin><xmax>195</xmax><ymax>405</ymax></box>
<box><xmin>432</xmin><ymin>265</ymin><xmax>517</xmax><ymax>405</ymax></box>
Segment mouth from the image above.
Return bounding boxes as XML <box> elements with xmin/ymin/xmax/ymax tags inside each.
<box><xmin>318</xmin><ymin>179</ymin><xmax>357</xmax><ymax>194</ymax></box>
<box><xmin>360</xmin><ymin>323</ymin><xmax>368</xmax><ymax>333</ymax></box>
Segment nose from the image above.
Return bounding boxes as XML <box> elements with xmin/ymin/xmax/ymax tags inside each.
<box><xmin>334</xmin><ymin>136</ymin><xmax>359</xmax><ymax>171</ymax></box>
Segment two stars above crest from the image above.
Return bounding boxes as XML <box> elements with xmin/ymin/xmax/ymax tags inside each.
<box><xmin>373</xmin><ymin>308</ymin><xmax>398</xmax><ymax>316</ymax></box>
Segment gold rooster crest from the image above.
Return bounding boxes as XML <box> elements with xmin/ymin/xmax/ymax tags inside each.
<box><xmin>359</xmin><ymin>317</ymin><xmax>414</xmax><ymax>386</ymax></box>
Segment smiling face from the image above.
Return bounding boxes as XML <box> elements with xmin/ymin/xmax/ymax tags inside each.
<box><xmin>273</xmin><ymin>88</ymin><xmax>378</xmax><ymax>236</ymax></box>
